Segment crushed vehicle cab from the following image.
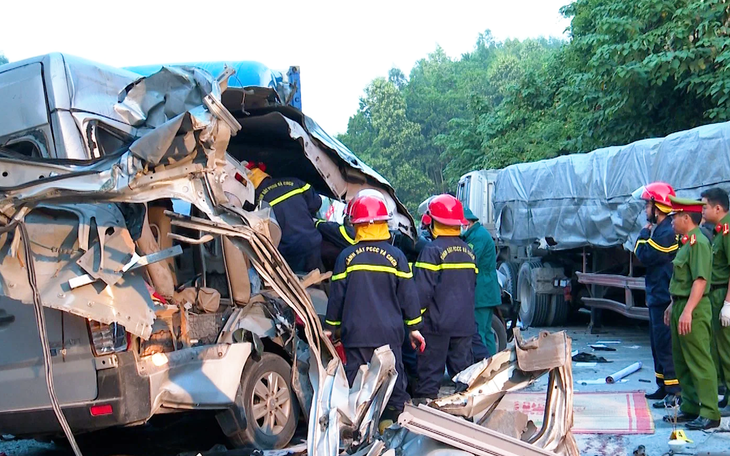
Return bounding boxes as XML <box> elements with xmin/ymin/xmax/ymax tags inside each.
<box><xmin>0</xmin><ymin>53</ymin><xmax>413</xmax><ymax>451</ymax></box>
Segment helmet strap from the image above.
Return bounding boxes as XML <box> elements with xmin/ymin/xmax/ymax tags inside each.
<box><xmin>649</xmin><ymin>204</ymin><xmax>658</xmax><ymax>224</ymax></box>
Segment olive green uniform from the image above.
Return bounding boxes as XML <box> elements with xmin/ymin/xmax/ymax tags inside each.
<box><xmin>670</xmin><ymin>226</ymin><xmax>720</xmax><ymax>420</ymax></box>
<box><xmin>710</xmin><ymin>213</ymin><xmax>730</xmax><ymax>389</ymax></box>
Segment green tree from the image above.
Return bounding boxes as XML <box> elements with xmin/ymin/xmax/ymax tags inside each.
<box><xmin>0</xmin><ymin>54</ymin><xmax>8</xmax><ymax>65</ymax></box>
<box><xmin>339</xmin><ymin>78</ymin><xmax>434</xmax><ymax>213</ymax></box>
<box><xmin>341</xmin><ymin>1</ymin><xmax>730</xmax><ymax>211</ymax></box>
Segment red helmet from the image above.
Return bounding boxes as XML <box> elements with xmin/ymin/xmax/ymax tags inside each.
<box><xmin>349</xmin><ymin>195</ymin><xmax>391</xmax><ymax>224</ymax></box>
<box><xmin>420</xmin><ymin>213</ymin><xmax>432</xmax><ymax>228</ymax></box>
<box><xmin>633</xmin><ymin>182</ymin><xmax>676</xmax><ymax>206</ymax></box>
<box><xmin>427</xmin><ymin>194</ymin><xmax>468</xmax><ymax>226</ymax></box>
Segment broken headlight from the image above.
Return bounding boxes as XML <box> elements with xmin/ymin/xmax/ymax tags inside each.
<box><xmin>88</xmin><ymin>320</ymin><xmax>128</xmax><ymax>356</ymax></box>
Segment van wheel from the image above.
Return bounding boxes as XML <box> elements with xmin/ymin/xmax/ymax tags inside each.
<box><xmin>517</xmin><ymin>261</ymin><xmax>550</xmax><ymax>328</ymax></box>
<box><xmin>226</xmin><ymin>353</ymin><xmax>299</xmax><ymax>449</ymax></box>
<box><xmin>491</xmin><ymin>314</ymin><xmax>508</xmax><ymax>352</ymax></box>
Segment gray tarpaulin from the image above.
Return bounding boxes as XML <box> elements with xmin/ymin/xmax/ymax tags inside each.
<box><xmin>494</xmin><ymin>121</ymin><xmax>730</xmax><ymax>251</ymax></box>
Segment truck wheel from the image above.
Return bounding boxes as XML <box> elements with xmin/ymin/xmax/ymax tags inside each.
<box><xmin>517</xmin><ymin>261</ymin><xmax>550</xmax><ymax>328</ymax></box>
<box><xmin>546</xmin><ymin>295</ymin><xmax>570</xmax><ymax>327</ymax></box>
<box><xmin>224</xmin><ymin>353</ymin><xmax>299</xmax><ymax>449</ymax></box>
<box><xmin>491</xmin><ymin>313</ymin><xmax>508</xmax><ymax>352</ymax></box>
<box><xmin>497</xmin><ymin>261</ymin><xmax>519</xmax><ymax>299</ymax></box>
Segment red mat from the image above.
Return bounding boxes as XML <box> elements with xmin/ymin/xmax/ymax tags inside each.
<box><xmin>497</xmin><ymin>391</ymin><xmax>654</xmax><ymax>434</ymax></box>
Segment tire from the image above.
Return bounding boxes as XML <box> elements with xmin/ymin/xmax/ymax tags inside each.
<box><xmin>497</xmin><ymin>261</ymin><xmax>519</xmax><ymax>299</ymax></box>
<box><xmin>491</xmin><ymin>313</ymin><xmax>508</xmax><ymax>352</ymax></box>
<box><xmin>545</xmin><ymin>295</ymin><xmax>570</xmax><ymax>327</ymax></box>
<box><xmin>517</xmin><ymin>261</ymin><xmax>551</xmax><ymax>328</ymax></box>
<box><xmin>224</xmin><ymin>353</ymin><xmax>299</xmax><ymax>450</ymax></box>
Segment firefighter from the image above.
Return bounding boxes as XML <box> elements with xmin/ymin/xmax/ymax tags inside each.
<box><xmin>246</xmin><ymin>162</ymin><xmax>323</xmax><ymax>273</ymax></box>
<box><xmin>662</xmin><ymin>195</ymin><xmax>720</xmax><ymax>430</ymax></box>
<box><xmin>316</xmin><ymin>219</ymin><xmax>356</xmax><ymax>271</ymax></box>
<box><xmin>700</xmin><ymin>187</ymin><xmax>730</xmax><ymax>413</ymax></box>
<box><xmin>633</xmin><ymin>182</ymin><xmax>681</xmax><ymax>408</ymax></box>
<box><xmin>462</xmin><ymin>207</ymin><xmax>502</xmax><ymax>360</ymax></box>
<box><xmin>324</xmin><ymin>193</ymin><xmax>425</xmax><ymax>424</ymax></box>
<box><xmin>413</xmin><ymin>194</ymin><xmax>478</xmax><ymax>399</ymax></box>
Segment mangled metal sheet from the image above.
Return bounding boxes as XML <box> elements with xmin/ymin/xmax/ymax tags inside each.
<box><xmin>431</xmin><ymin>330</ymin><xmax>579</xmax><ymax>456</ymax></box>
<box><xmin>0</xmin><ymin>205</ymin><xmax>157</xmax><ymax>338</ymax></box>
<box><xmin>228</xmin><ymin>107</ymin><xmax>415</xmax><ymax>237</ymax></box>
<box><xmin>399</xmin><ymin>404</ymin><xmax>555</xmax><ymax>456</ymax></box>
<box><xmin>0</xmin><ymin>60</ymin><xmax>399</xmax><ymax>454</ymax></box>
<box><xmin>140</xmin><ymin>343</ymin><xmax>253</xmax><ymax>411</ymax></box>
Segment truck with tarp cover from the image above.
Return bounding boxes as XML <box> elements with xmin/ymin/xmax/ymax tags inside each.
<box><xmin>458</xmin><ymin>121</ymin><xmax>730</xmax><ymax>329</ymax></box>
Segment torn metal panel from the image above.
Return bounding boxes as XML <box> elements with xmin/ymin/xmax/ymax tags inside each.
<box><xmin>432</xmin><ymin>331</ymin><xmax>579</xmax><ymax>456</ymax></box>
<box><xmin>432</xmin><ymin>349</ymin><xmax>544</xmax><ymax>418</ymax></box>
<box><xmin>229</xmin><ymin>109</ymin><xmax>414</xmax><ymax>237</ymax></box>
<box><xmin>514</xmin><ymin>328</ymin><xmax>569</xmax><ymax>372</ymax></box>
<box><xmin>481</xmin><ymin>409</ymin><xmax>530</xmax><ymax>440</ymax></box>
<box><xmin>398</xmin><ymin>404</ymin><xmax>555</xmax><ymax>456</ymax></box>
<box><xmin>0</xmin><ymin>206</ymin><xmax>157</xmax><ymax>338</ymax></box>
<box><xmin>139</xmin><ymin>343</ymin><xmax>253</xmax><ymax>411</ymax></box>
<box><xmin>76</xmin><ymin>227</ymin><xmax>135</xmax><ymax>286</ymax></box>
<box><xmin>527</xmin><ymin>363</ymin><xmax>579</xmax><ymax>456</ymax></box>
<box><xmin>68</xmin><ymin>245</ymin><xmax>182</xmax><ymax>289</ymax></box>
<box><xmin>398</xmin><ymin>434</ymin><xmax>475</xmax><ymax>456</ymax></box>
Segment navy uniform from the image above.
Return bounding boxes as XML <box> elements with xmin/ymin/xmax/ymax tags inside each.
<box><xmin>413</xmin><ymin>195</ymin><xmax>477</xmax><ymax>399</ymax></box>
<box><xmin>316</xmin><ymin>220</ymin><xmax>356</xmax><ymax>271</ymax></box>
<box><xmin>634</xmin><ymin>217</ymin><xmax>681</xmax><ymax>399</ymax></box>
<box><xmin>324</xmin><ymin>196</ymin><xmax>423</xmax><ymax>414</ymax></box>
<box><xmin>254</xmin><ymin>174</ymin><xmax>323</xmax><ymax>272</ymax></box>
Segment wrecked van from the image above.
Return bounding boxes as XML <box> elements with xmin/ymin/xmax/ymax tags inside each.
<box><xmin>0</xmin><ymin>53</ymin><xmax>412</xmax><ymax>452</ymax></box>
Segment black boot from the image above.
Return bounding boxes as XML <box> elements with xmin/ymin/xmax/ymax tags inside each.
<box><xmin>663</xmin><ymin>411</ymin><xmax>698</xmax><ymax>423</ymax></box>
<box><xmin>652</xmin><ymin>394</ymin><xmax>681</xmax><ymax>409</ymax></box>
<box><xmin>685</xmin><ymin>416</ymin><xmax>720</xmax><ymax>430</ymax></box>
<box><xmin>645</xmin><ymin>387</ymin><xmax>666</xmax><ymax>400</ymax></box>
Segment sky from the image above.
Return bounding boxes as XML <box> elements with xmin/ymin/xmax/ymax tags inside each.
<box><xmin>0</xmin><ymin>0</ymin><xmax>571</xmax><ymax>135</ymax></box>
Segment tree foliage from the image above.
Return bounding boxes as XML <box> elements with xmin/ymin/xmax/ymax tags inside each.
<box><xmin>0</xmin><ymin>54</ymin><xmax>7</xmax><ymax>65</ymax></box>
<box><xmin>338</xmin><ymin>1</ymin><xmax>730</xmax><ymax>211</ymax></box>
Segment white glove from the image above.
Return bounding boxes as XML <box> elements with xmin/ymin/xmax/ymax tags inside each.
<box><xmin>721</xmin><ymin>301</ymin><xmax>730</xmax><ymax>327</ymax></box>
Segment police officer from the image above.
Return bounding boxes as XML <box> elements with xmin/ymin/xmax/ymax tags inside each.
<box><xmin>662</xmin><ymin>195</ymin><xmax>720</xmax><ymax>430</ymax></box>
<box><xmin>462</xmin><ymin>207</ymin><xmax>502</xmax><ymax>360</ymax></box>
<box><xmin>633</xmin><ymin>182</ymin><xmax>681</xmax><ymax>407</ymax></box>
<box><xmin>324</xmin><ymin>193</ymin><xmax>425</xmax><ymax>425</ymax></box>
<box><xmin>413</xmin><ymin>194</ymin><xmax>478</xmax><ymax>399</ymax></box>
<box><xmin>246</xmin><ymin>162</ymin><xmax>323</xmax><ymax>272</ymax></box>
<box><xmin>700</xmin><ymin>187</ymin><xmax>730</xmax><ymax>413</ymax></box>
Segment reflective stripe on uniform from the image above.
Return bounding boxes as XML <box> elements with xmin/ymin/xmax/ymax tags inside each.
<box><xmin>655</xmin><ymin>372</ymin><xmax>664</xmax><ymax>379</ymax></box>
<box><xmin>664</xmin><ymin>379</ymin><xmax>679</xmax><ymax>386</ymax></box>
<box><xmin>635</xmin><ymin>239</ymin><xmax>678</xmax><ymax>254</ymax></box>
<box><xmin>325</xmin><ymin>320</ymin><xmax>341</xmax><ymax>326</ymax></box>
<box><xmin>331</xmin><ymin>264</ymin><xmax>413</xmax><ymax>281</ymax></box>
<box><xmin>405</xmin><ymin>316</ymin><xmax>422</xmax><ymax>326</ymax></box>
<box><xmin>269</xmin><ymin>183</ymin><xmax>312</xmax><ymax>206</ymax></box>
<box><xmin>339</xmin><ymin>225</ymin><xmax>356</xmax><ymax>245</ymax></box>
<box><xmin>420</xmin><ymin>308</ymin><xmax>427</xmax><ymax>314</ymax></box>
<box><xmin>316</xmin><ymin>219</ymin><xmax>325</xmax><ymax>227</ymax></box>
<box><xmin>414</xmin><ymin>261</ymin><xmax>479</xmax><ymax>273</ymax></box>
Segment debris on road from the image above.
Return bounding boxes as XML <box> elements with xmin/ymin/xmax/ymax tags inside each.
<box><xmin>590</xmin><ymin>344</ymin><xmax>617</xmax><ymax>352</ymax></box>
<box><xmin>606</xmin><ymin>362</ymin><xmax>643</xmax><ymax>384</ymax></box>
<box><xmin>572</xmin><ymin>352</ymin><xmax>611</xmax><ymax>363</ymax></box>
